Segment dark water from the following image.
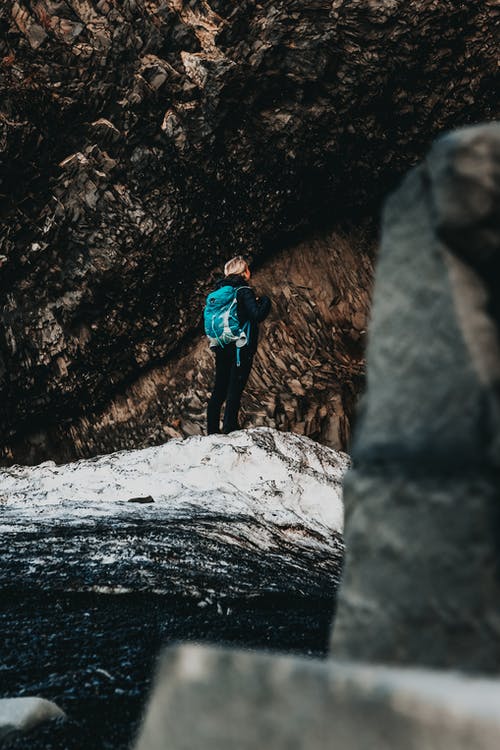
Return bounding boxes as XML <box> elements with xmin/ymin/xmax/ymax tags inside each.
<box><xmin>0</xmin><ymin>591</ymin><xmax>335</xmax><ymax>749</ymax></box>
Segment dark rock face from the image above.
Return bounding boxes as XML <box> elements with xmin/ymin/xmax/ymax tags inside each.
<box><xmin>5</xmin><ymin>228</ymin><xmax>373</xmax><ymax>464</ymax></box>
<box><xmin>331</xmin><ymin>122</ymin><xmax>500</xmax><ymax>672</ymax></box>
<box><xmin>0</xmin><ymin>1</ymin><xmax>498</xmax><ymax>460</ymax></box>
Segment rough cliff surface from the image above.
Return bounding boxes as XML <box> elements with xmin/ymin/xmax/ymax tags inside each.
<box><xmin>7</xmin><ymin>228</ymin><xmax>373</xmax><ymax>463</ymax></box>
<box><xmin>1</xmin><ymin>1</ymin><xmax>498</xmax><ymax>461</ymax></box>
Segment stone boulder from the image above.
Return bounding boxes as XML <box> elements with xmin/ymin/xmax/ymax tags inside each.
<box><xmin>134</xmin><ymin>645</ymin><xmax>500</xmax><ymax>750</ymax></box>
<box><xmin>331</xmin><ymin>122</ymin><xmax>500</xmax><ymax>672</ymax></box>
<box><xmin>0</xmin><ymin>697</ymin><xmax>65</xmax><ymax>744</ymax></box>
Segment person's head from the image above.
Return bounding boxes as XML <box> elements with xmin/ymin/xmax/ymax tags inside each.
<box><xmin>224</xmin><ymin>255</ymin><xmax>251</xmax><ymax>280</ymax></box>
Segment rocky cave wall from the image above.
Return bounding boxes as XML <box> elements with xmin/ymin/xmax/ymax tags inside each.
<box><xmin>4</xmin><ymin>227</ymin><xmax>373</xmax><ymax>463</ymax></box>
<box><xmin>0</xmin><ymin>0</ymin><xmax>498</xmax><ymax>462</ymax></box>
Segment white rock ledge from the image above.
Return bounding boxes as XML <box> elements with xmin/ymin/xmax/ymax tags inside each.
<box><xmin>135</xmin><ymin>645</ymin><xmax>500</xmax><ymax>750</ymax></box>
<box><xmin>0</xmin><ymin>428</ymin><xmax>348</xmax><ymax>598</ymax></box>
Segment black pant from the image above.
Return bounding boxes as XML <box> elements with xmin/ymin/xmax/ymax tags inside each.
<box><xmin>207</xmin><ymin>344</ymin><xmax>254</xmax><ymax>434</ymax></box>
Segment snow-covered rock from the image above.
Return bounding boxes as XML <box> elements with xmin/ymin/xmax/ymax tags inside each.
<box><xmin>0</xmin><ymin>428</ymin><xmax>348</xmax><ymax>599</ymax></box>
<box><xmin>0</xmin><ymin>697</ymin><xmax>65</xmax><ymax>742</ymax></box>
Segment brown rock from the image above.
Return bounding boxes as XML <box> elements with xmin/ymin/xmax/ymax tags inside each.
<box><xmin>0</xmin><ymin>1</ymin><xmax>497</xmax><ymax>461</ymax></box>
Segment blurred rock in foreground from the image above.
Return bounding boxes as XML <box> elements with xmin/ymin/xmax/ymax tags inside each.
<box><xmin>135</xmin><ymin>645</ymin><xmax>500</xmax><ymax>750</ymax></box>
<box><xmin>332</xmin><ymin>121</ymin><xmax>500</xmax><ymax>672</ymax></box>
<box><xmin>0</xmin><ymin>698</ymin><xmax>65</xmax><ymax>745</ymax></box>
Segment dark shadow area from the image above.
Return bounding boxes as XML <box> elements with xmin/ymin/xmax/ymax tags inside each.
<box><xmin>0</xmin><ymin>591</ymin><xmax>335</xmax><ymax>749</ymax></box>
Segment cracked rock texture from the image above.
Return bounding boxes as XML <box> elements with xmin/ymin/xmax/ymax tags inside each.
<box><xmin>8</xmin><ymin>228</ymin><xmax>373</xmax><ymax>463</ymax></box>
<box><xmin>1</xmin><ymin>1</ymin><xmax>498</xmax><ymax>462</ymax></box>
<box><xmin>331</xmin><ymin>122</ymin><xmax>500</xmax><ymax>673</ymax></box>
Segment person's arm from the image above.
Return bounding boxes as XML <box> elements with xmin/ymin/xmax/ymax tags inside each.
<box><xmin>238</xmin><ymin>287</ymin><xmax>271</xmax><ymax>323</ymax></box>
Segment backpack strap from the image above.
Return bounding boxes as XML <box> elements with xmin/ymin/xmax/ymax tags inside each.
<box><xmin>235</xmin><ymin>320</ymin><xmax>251</xmax><ymax>367</ymax></box>
<box><xmin>233</xmin><ymin>286</ymin><xmax>252</xmax><ymax>366</ymax></box>
<box><xmin>234</xmin><ymin>285</ymin><xmax>251</xmax><ymax>300</ymax></box>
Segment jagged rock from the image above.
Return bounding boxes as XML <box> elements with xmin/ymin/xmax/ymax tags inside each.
<box><xmin>134</xmin><ymin>644</ymin><xmax>500</xmax><ymax>750</ymax></box>
<box><xmin>331</xmin><ymin>122</ymin><xmax>500</xmax><ymax>671</ymax></box>
<box><xmin>0</xmin><ymin>428</ymin><xmax>347</xmax><ymax>599</ymax></box>
<box><xmin>0</xmin><ymin>697</ymin><xmax>65</xmax><ymax>743</ymax></box>
<box><xmin>6</xmin><ymin>228</ymin><xmax>372</xmax><ymax>464</ymax></box>
<box><xmin>0</xmin><ymin>1</ymin><xmax>498</xmax><ymax>462</ymax></box>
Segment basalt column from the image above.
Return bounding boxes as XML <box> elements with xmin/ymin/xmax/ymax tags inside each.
<box><xmin>331</xmin><ymin>122</ymin><xmax>500</xmax><ymax>672</ymax></box>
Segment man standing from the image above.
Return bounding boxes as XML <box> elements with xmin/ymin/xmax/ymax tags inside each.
<box><xmin>206</xmin><ymin>256</ymin><xmax>271</xmax><ymax>435</ymax></box>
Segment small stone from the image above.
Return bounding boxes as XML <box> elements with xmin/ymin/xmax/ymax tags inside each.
<box><xmin>0</xmin><ymin>697</ymin><xmax>66</xmax><ymax>741</ymax></box>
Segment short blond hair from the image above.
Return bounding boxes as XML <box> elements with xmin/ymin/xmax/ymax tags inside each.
<box><xmin>224</xmin><ymin>256</ymin><xmax>249</xmax><ymax>277</ymax></box>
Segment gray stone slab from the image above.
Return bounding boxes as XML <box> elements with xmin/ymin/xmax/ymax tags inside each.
<box><xmin>134</xmin><ymin>644</ymin><xmax>500</xmax><ymax>750</ymax></box>
<box><xmin>351</xmin><ymin>123</ymin><xmax>500</xmax><ymax>467</ymax></box>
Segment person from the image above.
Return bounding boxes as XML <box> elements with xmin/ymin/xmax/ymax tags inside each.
<box><xmin>206</xmin><ymin>256</ymin><xmax>271</xmax><ymax>435</ymax></box>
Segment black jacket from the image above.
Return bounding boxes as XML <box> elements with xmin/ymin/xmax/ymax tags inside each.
<box><xmin>215</xmin><ymin>274</ymin><xmax>271</xmax><ymax>353</ymax></box>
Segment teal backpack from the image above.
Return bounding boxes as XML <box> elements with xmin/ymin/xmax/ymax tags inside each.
<box><xmin>203</xmin><ymin>285</ymin><xmax>251</xmax><ymax>365</ymax></box>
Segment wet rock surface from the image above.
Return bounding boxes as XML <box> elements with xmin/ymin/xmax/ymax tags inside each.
<box><xmin>1</xmin><ymin>429</ymin><xmax>346</xmax><ymax>597</ymax></box>
<box><xmin>0</xmin><ymin>429</ymin><xmax>346</xmax><ymax>748</ymax></box>
<box><xmin>1</xmin><ymin>1</ymin><xmax>498</xmax><ymax>461</ymax></box>
<box><xmin>1</xmin><ymin>593</ymin><xmax>334</xmax><ymax>750</ymax></box>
